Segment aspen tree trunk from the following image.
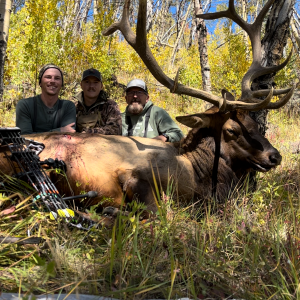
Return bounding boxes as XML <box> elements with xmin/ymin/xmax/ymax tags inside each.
<box><xmin>94</xmin><ymin>0</ymin><xmax>98</xmax><ymax>16</ymax></box>
<box><xmin>0</xmin><ymin>0</ymin><xmax>11</xmax><ymax>102</ymax></box>
<box><xmin>83</xmin><ymin>0</ymin><xmax>93</xmax><ymax>24</ymax></box>
<box><xmin>248</xmin><ymin>0</ymin><xmax>296</xmax><ymax>189</ymax></box>
<box><xmin>291</xmin><ymin>20</ymin><xmax>300</xmax><ymax>48</ymax></box>
<box><xmin>146</xmin><ymin>0</ymin><xmax>153</xmax><ymax>32</ymax></box>
<box><xmin>250</xmin><ymin>0</ymin><xmax>296</xmax><ymax>136</ymax></box>
<box><xmin>241</xmin><ymin>0</ymin><xmax>249</xmax><ymax>60</ymax></box>
<box><xmin>194</xmin><ymin>0</ymin><xmax>211</xmax><ymax>94</ymax></box>
<box><xmin>170</xmin><ymin>1</ymin><xmax>193</xmax><ymax>66</ymax></box>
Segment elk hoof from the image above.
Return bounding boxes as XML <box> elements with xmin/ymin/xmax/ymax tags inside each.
<box><xmin>102</xmin><ymin>206</ymin><xmax>119</xmax><ymax>217</ymax></box>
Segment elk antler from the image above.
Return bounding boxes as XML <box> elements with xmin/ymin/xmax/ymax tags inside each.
<box><xmin>196</xmin><ymin>0</ymin><xmax>294</xmax><ymax>105</ymax></box>
<box><xmin>103</xmin><ymin>0</ymin><xmax>295</xmax><ymax>111</ymax></box>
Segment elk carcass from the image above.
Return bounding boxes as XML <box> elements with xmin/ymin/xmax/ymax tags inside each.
<box><xmin>0</xmin><ymin>103</ymin><xmax>291</xmax><ymax>215</ymax></box>
<box><xmin>0</xmin><ymin>0</ymin><xmax>295</xmax><ymax>216</ymax></box>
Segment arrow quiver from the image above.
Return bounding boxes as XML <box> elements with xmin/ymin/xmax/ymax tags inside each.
<box><xmin>0</xmin><ymin>127</ymin><xmax>95</xmax><ymax>230</ymax></box>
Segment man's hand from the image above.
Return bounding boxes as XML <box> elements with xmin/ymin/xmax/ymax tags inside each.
<box><xmin>60</xmin><ymin>122</ymin><xmax>76</xmax><ymax>133</ymax></box>
<box><xmin>153</xmin><ymin>135</ymin><xmax>168</xmax><ymax>142</ymax></box>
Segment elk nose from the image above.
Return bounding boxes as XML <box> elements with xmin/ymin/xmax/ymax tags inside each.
<box><xmin>269</xmin><ymin>152</ymin><xmax>282</xmax><ymax>165</ymax></box>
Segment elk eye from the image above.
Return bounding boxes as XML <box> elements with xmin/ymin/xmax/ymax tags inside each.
<box><xmin>227</xmin><ymin>129</ymin><xmax>238</xmax><ymax>136</ymax></box>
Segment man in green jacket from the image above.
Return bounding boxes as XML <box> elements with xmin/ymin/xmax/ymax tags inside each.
<box><xmin>16</xmin><ymin>64</ymin><xmax>76</xmax><ymax>135</ymax></box>
<box><xmin>122</xmin><ymin>79</ymin><xmax>183</xmax><ymax>142</ymax></box>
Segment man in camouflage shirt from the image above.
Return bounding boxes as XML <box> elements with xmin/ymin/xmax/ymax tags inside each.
<box><xmin>75</xmin><ymin>68</ymin><xmax>122</xmax><ymax>134</ymax></box>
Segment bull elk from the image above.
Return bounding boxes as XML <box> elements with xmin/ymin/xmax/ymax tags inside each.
<box><xmin>0</xmin><ymin>0</ymin><xmax>295</xmax><ymax>217</ymax></box>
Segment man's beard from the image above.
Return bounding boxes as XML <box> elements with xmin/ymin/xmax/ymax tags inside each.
<box><xmin>127</xmin><ymin>102</ymin><xmax>144</xmax><ymax>114</ymax></box>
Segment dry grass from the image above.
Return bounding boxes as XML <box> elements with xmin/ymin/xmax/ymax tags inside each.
<box><xmin>1</xmin><ymin>87</ymin><xmax>300</xmax><ymax>299</ymax></box>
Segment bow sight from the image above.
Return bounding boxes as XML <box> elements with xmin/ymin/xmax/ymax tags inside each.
<box><xmin>0</xmin><ymin>127</ymin><xmax>97</xmax><ymax>230</ymax></box>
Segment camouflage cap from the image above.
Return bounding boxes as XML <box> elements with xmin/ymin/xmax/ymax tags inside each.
<box><xmin>38</xmin><ymin>63</ymin><xmax>64</xmax><ymax>86</ymax></box>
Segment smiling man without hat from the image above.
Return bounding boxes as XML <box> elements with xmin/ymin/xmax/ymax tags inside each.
<box><xmin>16</xmin><ymin>63</ymin><xmax>76</xmax><ymax>134</ymax></box>
<box><xmin>122</xmin><ymin>79</ymin><xmax>183</xmax><ymax>142</ymax></box>
<box><xmin>74</xmin><ymin>68</ymin><xmax>122</xmax><ymax>134</ymax></box>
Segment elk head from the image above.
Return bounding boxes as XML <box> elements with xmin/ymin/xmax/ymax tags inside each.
<box><xmin>103</xmin><ymin>0</ymin><xmax>295</xmax><ymax>112</ymax></box>
<box><xmin>176</xmin><ymin>106</ymin><xmax>282</xmax><ymax>177</ymax></box>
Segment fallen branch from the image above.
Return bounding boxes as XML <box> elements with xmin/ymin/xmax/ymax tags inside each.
<box><xmin>0</xmin><ymin>236</ymin><xmax>44</xmax><ymax>244</ymax></box>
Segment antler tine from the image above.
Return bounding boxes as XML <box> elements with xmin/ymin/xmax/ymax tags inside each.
<box><xmin>253</xmin><ymin>87</ymin><xmax>293</xmax><ymax>98</ymax></box>
<box><xmin>197</xmin><ymin>0</ymin><xmax>264</xmax><ymax>91</ymax></box>
<box><xmin>231</xmin><ymin>88</ymin><xmax>273</xmax><ymax>111</ymax></box>
<box><xmin>102</xmin><ymin>0</ymin><xmax>132</xmax><ymax>39</ymax></box>
<box><xmin>197</xmin><ymin>0</ymin><xmax>251</xmax><ymax>37</ymax></box>
<box><xmin>241</xmin><ymin>50</ymin><xmax>293</xmax><ymax>98</ymax></box>
<box><xmin>265</xmin><ymin>85</ymin><xmax>296</xmax><ymax>109</ymax></box>
<box><xmin>254</xmin><ymin>0</ymin><xmax>275</xmax><ymax>28</ymax></box>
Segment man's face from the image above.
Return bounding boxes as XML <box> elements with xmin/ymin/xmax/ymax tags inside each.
<box><xmin>40</xmin><ymin>68</ymin><xmax>62</xmax><ymax>96</ymax></box>
<box><xmin>81</xmin><ymin>76</ymin><xmax>103</xmax><ymax>100</ymax></box>
<box><xmin>125</xmin><ymin>87</ymin><xmax>149</xmax><ymax>114</ymax></box>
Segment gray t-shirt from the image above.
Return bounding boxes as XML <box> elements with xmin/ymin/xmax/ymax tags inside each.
<box><xmin>16</xmin><ymin>95</ymin><xmax>76</xmax><ymax>134</ymax></box>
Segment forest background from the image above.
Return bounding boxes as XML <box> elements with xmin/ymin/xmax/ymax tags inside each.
<box><xmin>2</xmin><ymin>0</ymin><xmax>300</xmax><ymax>299</ymax></box>
<box><xmin>2</xmin><ymin>0</ymin><xmax>300</xmax><ymax>126</ymax></box>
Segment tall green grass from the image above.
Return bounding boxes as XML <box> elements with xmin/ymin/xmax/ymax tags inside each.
<box><xmin>1</xmin><ymin>88</ymin><xmax>300</xmax><ymax>299</ymax></box>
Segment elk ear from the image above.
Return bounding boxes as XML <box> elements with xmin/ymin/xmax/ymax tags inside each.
<box><xmin>176</xmin><ymin>114</ymin><xmax>211</xmax><ymax>128</ymax></box>
<box><xmin>222</xmin><ymin>89</ymin><xmax>235</xmax><ymax>101</ymax></box>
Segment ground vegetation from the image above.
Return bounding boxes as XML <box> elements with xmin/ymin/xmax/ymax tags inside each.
<box><xmin>1</xmin><ymin>0</ymin><xmax>300</xmax><ymax>298</ymax></box>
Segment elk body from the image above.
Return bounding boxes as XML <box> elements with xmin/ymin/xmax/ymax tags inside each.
<box><xmin>0</xmin><ymin>0</ymin><xmax>295</xmax><ymax>215</ymax></box>
<box><xmin>0</xmin><ymin>106</ymin><xmax>283</xmax><ymax>214</ymax></box>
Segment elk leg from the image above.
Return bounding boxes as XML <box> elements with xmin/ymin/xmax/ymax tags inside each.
<box><xmin>124</xmin><ymin>177</ymin><xmax>157</xmax><ymax>216</ymax></box>
<box><xmin>117</xmin><ymin>169</ymin><xmax>157</xmax><ymax>216</ymax></box>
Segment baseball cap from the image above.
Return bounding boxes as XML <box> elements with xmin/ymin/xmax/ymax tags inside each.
<box><xmin>39</xmin><ymin>64</ymin><xmax>64</xmax><ymax>86</ymax></box>
<box><xmin>126</xmin><ymin>79</ymin><xmax>148</xmax><ymax>94</ymax></box>
<box><xmin>82</xmin><ymin>68</ymin><xmax>102</xmax><ymax>81</ymax></box>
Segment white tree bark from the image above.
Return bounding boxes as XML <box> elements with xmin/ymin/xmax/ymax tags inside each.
<box><xmin>0</xmin><ymin>0</ymin><xmax>12</xmax><ymax>101</ymax></box>
<box><xmin>146</xmin><ymin>0</ymin><xmax>153</xmax><ymax>32</ymax></box>
<box><xmin>194</xmin><ymin>0</ymin><xmax>211</xmax><ymax>93</ymax></box>
<box><xmin>170</xmin><ymin>1</ymin><xmax>193</xmax><ymax>66</ymax></box>
<box><xmin>291</xmin><ymin>18</ymin><xmax>300</xmax><ymax>49</ymax></box>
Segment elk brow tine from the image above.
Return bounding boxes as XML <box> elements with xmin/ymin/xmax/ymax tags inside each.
<box><xmin>171</xmin><ymin>68</ymin><xmax>181</xmax><ymax>93</ymax></box>
<box><xmin>232</xmin><ymin>88</ymin><xmax>273</xmax><ymax>111</ymax></box>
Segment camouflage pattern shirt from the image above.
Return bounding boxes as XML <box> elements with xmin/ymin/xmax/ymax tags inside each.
<box><xmin>75</xmin><ymin>90</ymin><xmax>122</xmax><ymax>135</ymax></box>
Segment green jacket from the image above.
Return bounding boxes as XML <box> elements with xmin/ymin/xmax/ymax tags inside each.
<box><xmin>16</xmin><ymin>95</ymin><xmax>76</xmax><ymax>135</ymax></box>
<box><xmin>122</xmin><ymin>101</ymin><xmax>183</xmax><ymax>142</ymax></box>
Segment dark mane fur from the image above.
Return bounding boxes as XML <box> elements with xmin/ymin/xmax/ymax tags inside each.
<box><xmin>175</xmin><ymin>126</ymin><xmax>239</xmax><ymax>202</ymax></box>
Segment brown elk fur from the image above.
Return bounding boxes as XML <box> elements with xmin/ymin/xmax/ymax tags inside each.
<box><xmin>0</xmin><ymin>107</ymin><xmax>282</xmax><ymax>215</ymax></box>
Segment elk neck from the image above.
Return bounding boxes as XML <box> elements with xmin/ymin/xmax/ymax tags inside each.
<box><xmin>177</xmin><ymin>127</ymin><xmax>239</xmax><ymax>201</ymax></box>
